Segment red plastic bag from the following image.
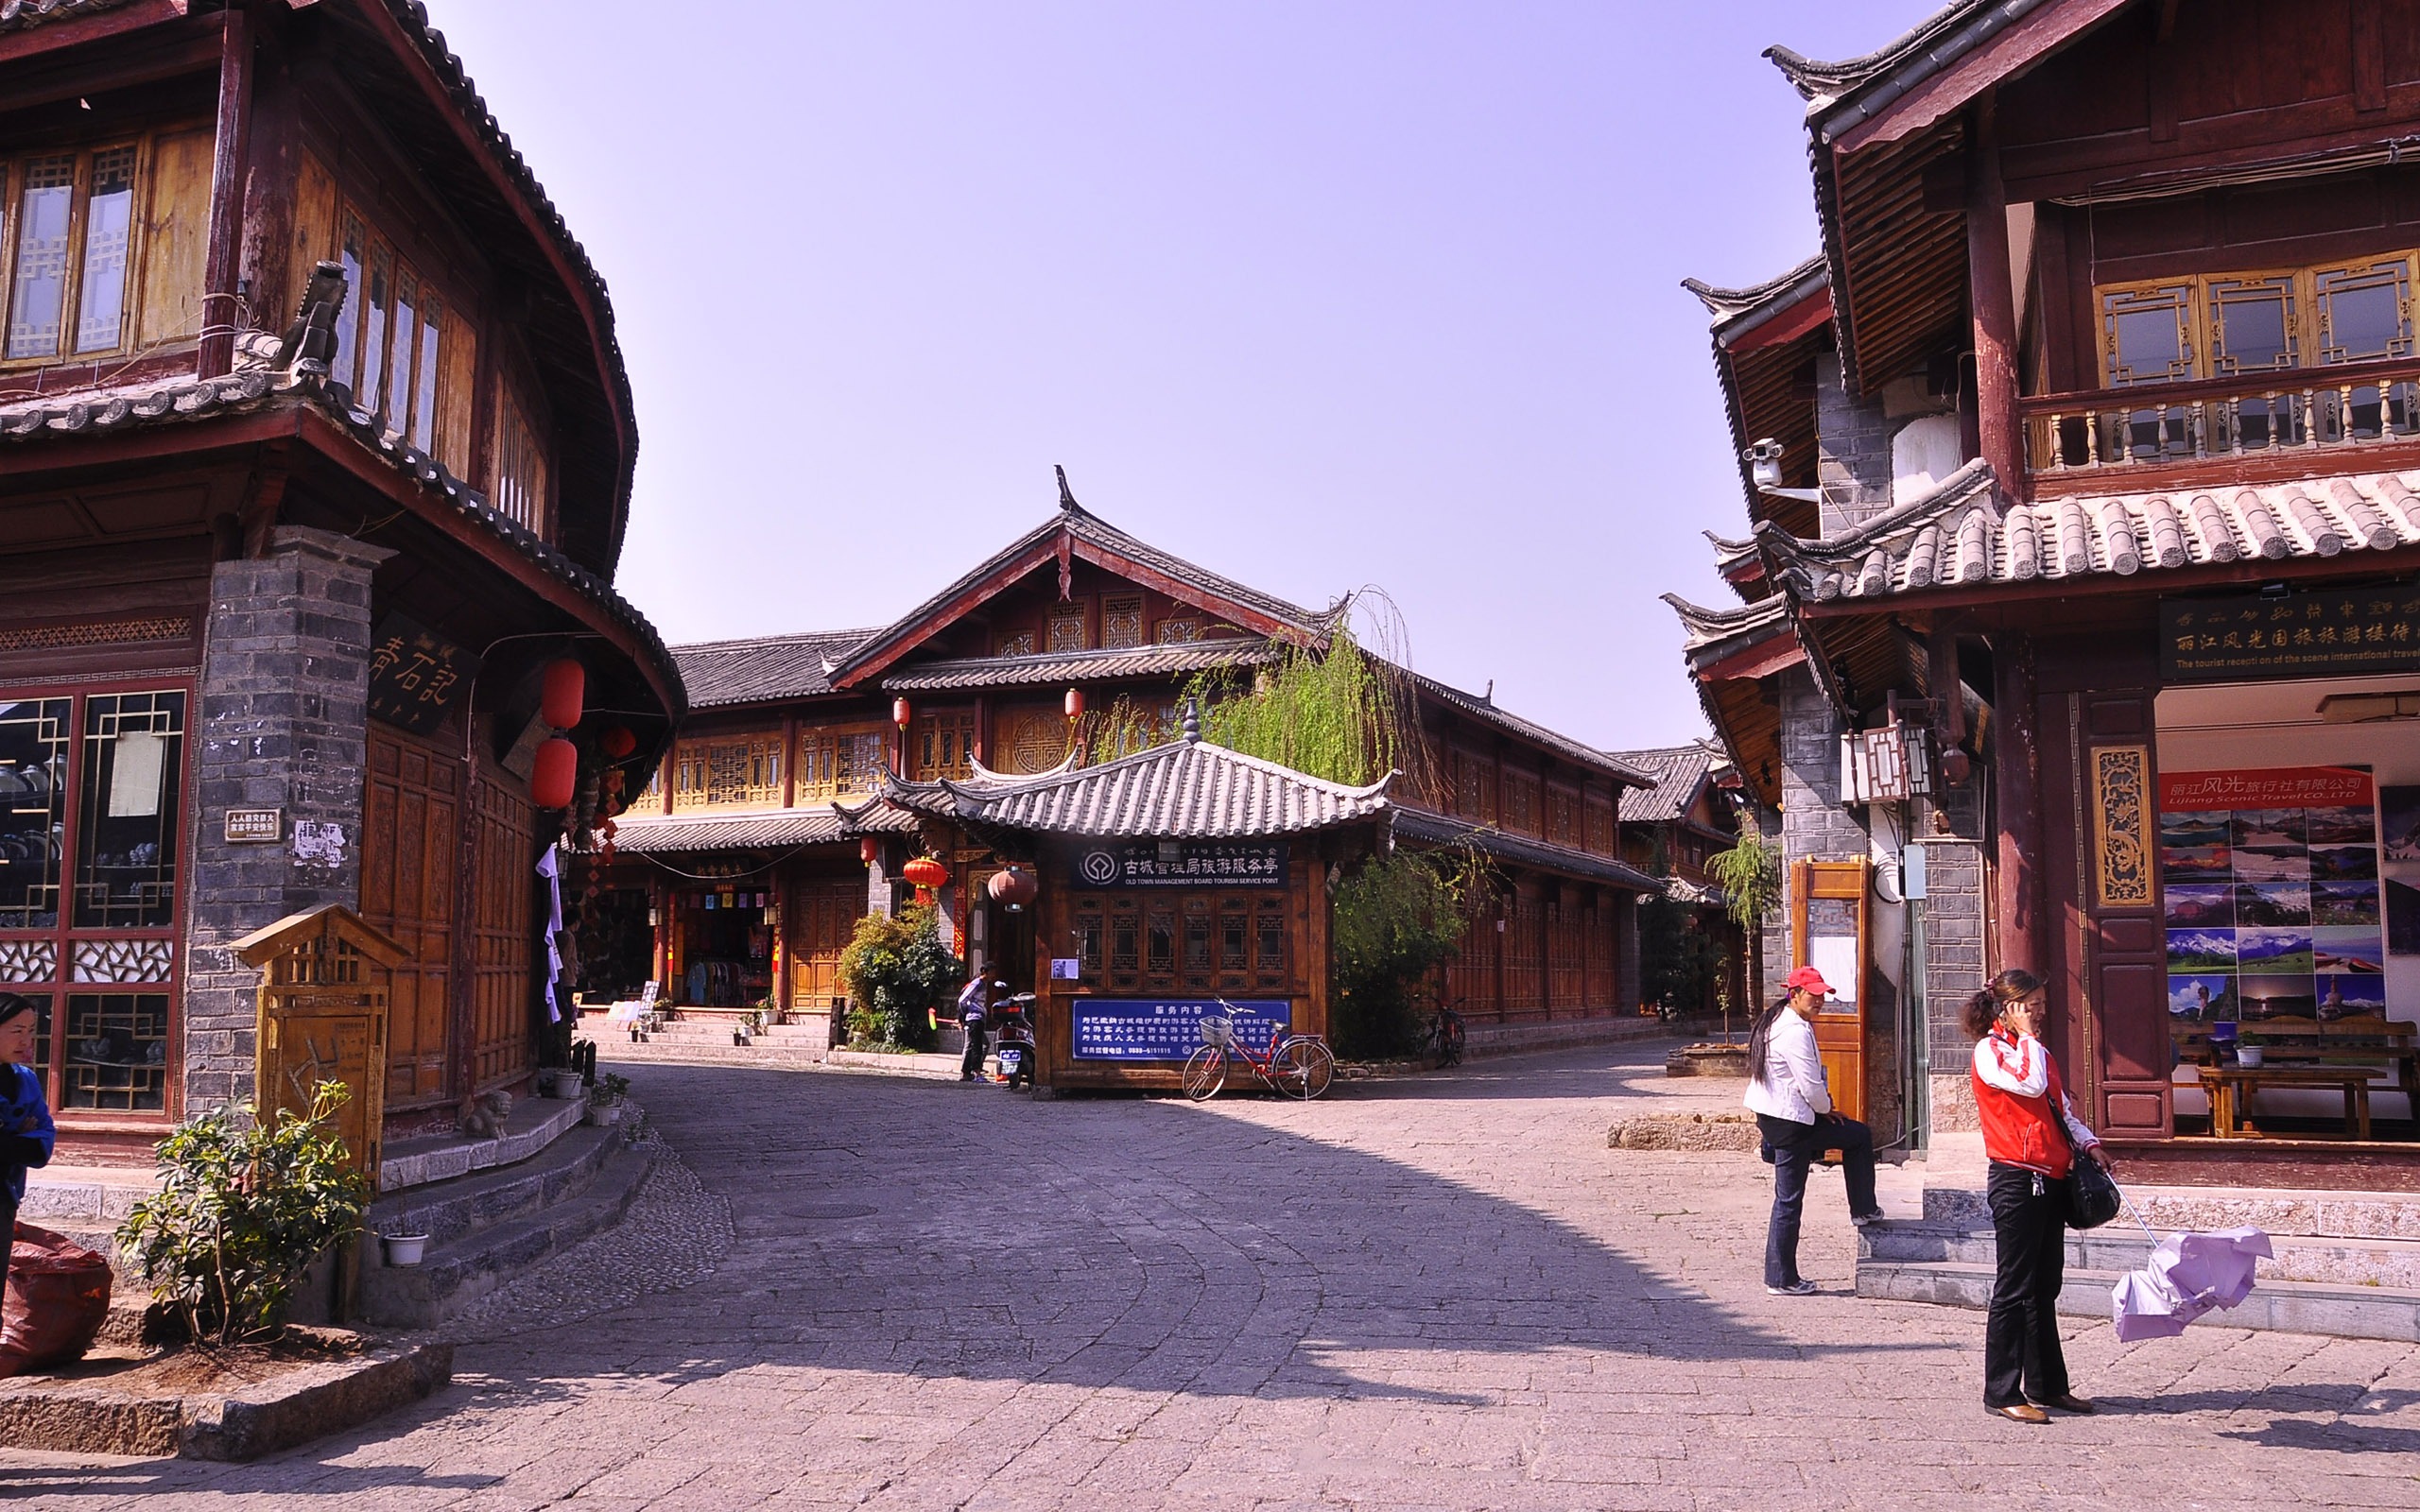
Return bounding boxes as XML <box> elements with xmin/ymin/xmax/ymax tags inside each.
<box><xmin>0</xmin><ymin>1222</ymin><xmax>112</xmax><ymax>1377</ymax></box>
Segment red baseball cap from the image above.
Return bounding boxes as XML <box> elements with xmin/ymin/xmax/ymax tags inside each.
<box><xmin>1785</xmin><ymin>966</ymin><xmax>1838</xmax><ymax>997</ymax></box>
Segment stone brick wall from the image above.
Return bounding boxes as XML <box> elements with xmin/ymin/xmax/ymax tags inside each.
<box><xmin>1776</xmin><ymin>669</ymin><xmax>1871</xmax><ymax>971</ymax></box>
<box><xmin>180</xmin><ymin>528</ymin><xmax>390</xmax><ymax>1116</ymax></box>
<box><xmin>1915</xmin><ymin>782</ymin><xmax>1989</xmax><ymax>1080</ymax></box>
<box><xmin>1815</xmin><ymin>354</ymin><xmax>1895</xmax><ymax>538</ymax></box>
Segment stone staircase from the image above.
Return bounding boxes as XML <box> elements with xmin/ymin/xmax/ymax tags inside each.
<box><xmin>1858</xmin><ymin>1184</ymin><xmax>2420</xmax><ymax>1341</ymax></box>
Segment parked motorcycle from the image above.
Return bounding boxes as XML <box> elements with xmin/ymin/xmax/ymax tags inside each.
<box><xmin>994</xmin><ymin>991</ymin><xmax>1038</xmax><ymax>1091</ymax></box>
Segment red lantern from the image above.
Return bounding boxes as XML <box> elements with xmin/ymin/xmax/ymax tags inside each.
<box><xmin>1063</xmin><ymin>688</ymin><xmax>1084</xmax><ymax>721</ymax></box>
<box><xmin>541</xmin><ymin>659</ymin><xmax>585</xmax><ymax>730</ymax></box>
<box><xmin>599</xmin><ymin>725</ymin><xmax>637</xmax><ymax>759</ymax></box>
<box><xmin>858</xmin><ymin>837</ymin><xmax>879</xmax><ymax>866</ymax></box>
<box><xmin>902</xmin><ymin>854</ymin><xmax>950</xmax><ymax>896</ymax></box>
<box><xmin>987</xmin><ymin>866</ymin><xmax>1038</xmax><ymax>911</ymax></box>
<box><xmin>892</xmin><ymin>696</ymin><xmax>912</xmax><ymax>730</ymax></box>
<box><xmin>532</xmin><ymin>736</ymin><xmax>579</xmax><ymax>809</ymax></box>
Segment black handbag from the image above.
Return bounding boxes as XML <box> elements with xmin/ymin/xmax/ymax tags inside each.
<box><xmin>2066</xmin><ymin>1152</ymin><xmax>2121</xmax><ymax>1230</ymax></box>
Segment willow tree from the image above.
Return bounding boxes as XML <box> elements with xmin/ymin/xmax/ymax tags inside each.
<box><xmin>1188</xmin><ymin>625</ymin><xmax>1401</xmax><ymax>786</ymax></box>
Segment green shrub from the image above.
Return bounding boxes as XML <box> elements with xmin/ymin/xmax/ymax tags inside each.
<box><xmin>115</xmin><ymin>1080</ymin><xmax>372</xmax><ymax>1347</ymax></box>
<box><xmin>838</xmin><ymin>902</ymin><xmax>961</xmax><ymax>1051</ymax></box>
<box><xmin>1330</xmin><ymin>850</ymin><xmax>1476</xmax><ymax>1058</ymax></box>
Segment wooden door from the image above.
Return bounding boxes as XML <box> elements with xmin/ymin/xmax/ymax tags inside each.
<box><xmin>468</xmin><ymin>770</ymin><xmax>534</xmax><ymax>1091</ymax></box>
<box><xmin>1792</xmin><ymin>859</ymin><xmax>1871</xmax><ymax>1124</ymax></box>
<box><xmin>360</xmin><ymin>728</ymin><xmax>458</xmax><ymax>1108</ymax></box>
<box><xmin>2052</xmin><ymin>686</ymin><xmax>2170</xmax><ymax>1139</ymax></box>
<box><xmin>786</xmin><ymin>878</ymin><xmax>864</xmax><ymax>1012</ymax></box>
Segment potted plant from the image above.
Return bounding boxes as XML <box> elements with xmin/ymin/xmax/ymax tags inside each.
<box><xmin>584</xmin><ymin>1072</ymin><xmax>630</xmax><ymax>1126</ymax></box>
<box><xmin>540</xmin><ymin>1065</ymin><xmax>584</xmax><ymax>1098</ymax></box>
<box><xmin>2237</xmin><ymin>1031</ymin><xmax>2266</xmax><ymax>1068</ymax></box>
<box><xmin>381</xmin><ymin>1220</ymin><xmax>430</xmax><ymax>1267</ymax></box>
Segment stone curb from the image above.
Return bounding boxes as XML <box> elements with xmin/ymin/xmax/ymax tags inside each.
<box><xmin>1607</xmin><ymin>1112</ymin><xmax>1761</xmax><ymax>1152</ymax></box>
<box><xmin>0</xmin><ymin>1339</ymin><xmax>452</xmax><ymax>1461</ymax></box>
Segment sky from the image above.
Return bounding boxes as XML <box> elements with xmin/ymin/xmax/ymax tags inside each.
<box><xmin>418</xmin><ymin>0</ymin><xmax>1941</xmax><ymax>751</ymax></box>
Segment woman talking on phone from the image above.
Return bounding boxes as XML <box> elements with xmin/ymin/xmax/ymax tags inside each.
<box><xmin>1967</xmin><ymin>969</ymin><xmax>2112</xmax><ymax>1424</ymax></box>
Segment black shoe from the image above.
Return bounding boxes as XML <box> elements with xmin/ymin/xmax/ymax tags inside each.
<box><xmin>2031</xmin><ymin>1393</ymin><xmax>2095</xmax><ymax>1414</ymax></box>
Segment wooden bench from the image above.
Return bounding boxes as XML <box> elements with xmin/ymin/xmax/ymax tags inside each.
<box><xmin>2172</xmin><ymin>1013</ymin><xmax>2419</xmax><ymax>1133</ymax></box>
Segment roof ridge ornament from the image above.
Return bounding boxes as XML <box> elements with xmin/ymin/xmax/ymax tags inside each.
<box><xmin>1182</xmin><ymin>697</ymin><xmax>1201</xmax><ymax>744</ymax></box>
<box><xmin>1056</xmin><ymin>464</ymin><xmax>1080</xmax><ymax>513</ymax></box>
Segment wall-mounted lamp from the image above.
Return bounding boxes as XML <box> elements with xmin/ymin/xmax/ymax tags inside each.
<box><xmin>1745</xmin><ymin>437</ymin><xmax>1822</xmax><ymax>505</ymax></box>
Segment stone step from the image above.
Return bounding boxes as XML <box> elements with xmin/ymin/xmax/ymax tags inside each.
<box><xmin>365</xmin><ymin>1120</ymin><xmax>627</xmax><ymax>1252</ymax></box>
<box><xmin>1857</xmin><ymin>1258</ymin><xmax>2420</xmax><ymax>1342</ymax></box>
<box><xmin>379</xmin><ymin>1092</ymin><xmax>587</xmax><ymax>1193</ymax></box>
<box><xmin>1867</xmin><ymin>1221</ymin><xmax>2420</xmax><ymax>1289</ymax></box>
<box><xmin>354</xmin><ymin>1132</ymin><xmax>656</xmax><ymax>1329</ymax></box>
<box><xmin>597</xmin><ymin>1039</ymin><xmax>835</xmax><ymax>1070</ymax></box>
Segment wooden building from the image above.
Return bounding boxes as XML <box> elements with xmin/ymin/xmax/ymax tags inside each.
<box><xmin>1672</xmin><ymin>0</ymin><xmax>2420</xmax><ymax>1186</ymax></box>
<box><xmin>0</xmin><ymin>2</ymin><xmax>682</xmax><ymax>1162</ymax></box>
<box><xmin>1608</xmin><ymin>740</ymin><xmax>1748</xmax><ymax>1019</ymax></box>
<box><xmin>605</xmin><ymin>486</ymin><xmax>1661</xmax><ymax>1058</ymax></box>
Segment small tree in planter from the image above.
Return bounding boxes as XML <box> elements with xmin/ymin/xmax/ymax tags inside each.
<box><xmin>1705</xmin><ymin>825</ymin><xmax>1782</xmax><ymax>1043</ymax></box>
<box><xmin>115</xmin><ymin>1080</ymin><xmax>372</xmax><ymax>1347</ymax></box>
<box><xmin>838</xmin><ymin>902</ymin><xmax>961</xmax><ymax>1052</ymax></box>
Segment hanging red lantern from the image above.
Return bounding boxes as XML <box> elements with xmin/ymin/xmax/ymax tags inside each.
<box><xmin>541</xmin><ymin>659</ymin><xmax>585</xmax><ymax>730</ymax></box>
<box><xmin>599</xmin><ymin>725</ymin><xmax>637</xmax><ymax>759</ymax></box>
<box><xmin>1063</xmin><ymin>688</ymin><xmax>1084</xmax><ymax>721</ymax></box>
<box><xmin>902</xmin><ymin>854</ymin><xmax>950</xmax><ymax>896</ymax></box>
<box><xmin>987</xmin><ymin>866</ymin><xmax>1038</xmax><ymax>911</ymax></box>
<box><xmin>531</xmin><ymin>736</ymin><xmax>579</xmax><ymax>809</ymax></box>
<box><xmin>858</xmin><ymin>836</ymin><xmax>879</xmax><ymax>866</ymax></box>
<box><xmin>892</xmin><ymin>696</ymin><xmax>912</xmax><ymax>730</ymax></box>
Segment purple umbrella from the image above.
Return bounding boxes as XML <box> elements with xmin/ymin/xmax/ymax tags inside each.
<box><xmin>2109</xmin><ymin>1183</ymin><xmax>2273</xmax><ymax>1342</ymax></box>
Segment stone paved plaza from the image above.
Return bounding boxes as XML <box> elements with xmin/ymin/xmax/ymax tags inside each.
<box><xmin>6</xmin><ymin>1043</ymin><xmax>2419</xmax><ymax>1510</ymax></box>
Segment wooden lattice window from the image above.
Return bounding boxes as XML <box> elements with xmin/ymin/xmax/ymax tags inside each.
<box><xmin>995</xmin><ymin>706</ymin><xmax>1069</xmax><ymax>774</ymax></box>
<box><xmin>912</xmin><ymin>709</ymin><xmax>977</xmax><ymax>781</ymax></box>
<box><xmin>796</xmin><ymin>724</ymin><xmax>887</xmax><ymax>800</ymax></box>
<box><xmin>1157</xmin><ymin>616</ymin><xmax>1201</xmax><ymax>645</ymax></box>
<box><xmin>491</xmin><ymin>390</ymin><xmax>548</xmax><ymax>535</ymax></box>
<box><xmin>1502</xmin><ymin>771</ymin><xmax>1539</xmax><ymax>835</ymax></box>
<box><xmin>995</xmin><ymin>631</ymin><xmax>1035</xmax><ymax>658</ymax></box>
<box><xmin>1102</xmin><ymin>596</ymin><xmax>1145</xmax><ymax>650</ymax></box>
<box><xmin>1454</xmin><ymin>750</ymin><xmax>1496</xmax><ymax>825</ymax></box>
<box><xmin>2208</xmin><ymin>273</ymin><xmax>2297</xmax><ymax>375</ymax></box>
<box><xmin>4</xmin><ymin>144</ymin><xmax>141</xmax><ymax>362</ymax></box>
<box><xmin>1546</xmin><ymin>786</ymin><xmax>1579</xmax><ymax>848</ymax></box>
<box><xmin>1075</xmin><ymin>896</ymin><xmax>1104</xmax><ymax>979</ymax></box>
<box><xmin>2101</xmin><ymin>281</ymin><xmax>2196</xmax><ymax>387</ymax></box>
<box><xmin>2316</xmin><ymin>258</ymin><xmax>2414</xmax><ymax>365</ymax></box>
<box><xmin>1585</xmin><ymin>798</ymin><xmax>1616</xmax><ymax>855</ymax></box>
<box><xmin>330</xmin><ymin>205</ymin><xmax>458</xmax><ymax>460</ymax></box>
<box><xmin>1047</xmin><ymin>604</ymin><xmax>1088</xmax><ymax>653</ymax></box>
<box><xmin>670</xmin><ymin>733</ymin><xmax>784</xmax><ymax>811</ymax></box>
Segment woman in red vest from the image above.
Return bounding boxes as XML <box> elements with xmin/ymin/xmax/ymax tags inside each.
<box><xmin>1967</xmin><ymin>968</ymin><xmax>2113</xmax><ymax>1424</ymax></box>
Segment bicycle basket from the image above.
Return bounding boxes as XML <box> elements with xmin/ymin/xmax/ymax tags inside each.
<box><xmin>1198</xmin><ymin>1015</ymin><xmax>1234</xmax><ymax>1047</ymax></box>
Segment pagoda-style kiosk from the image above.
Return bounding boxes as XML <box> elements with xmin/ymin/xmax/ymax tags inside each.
<box><xmin>877</xmin><ymin>713</ymin><xmax>1392</xmax><ymax>1092</ymax></box>
<box><xmin>233</xmin><ymin>905</ymin><xmax>412</xmax><ymax>1187</ymax></box>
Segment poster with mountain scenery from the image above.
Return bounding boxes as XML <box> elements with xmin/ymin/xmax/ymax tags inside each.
<box><xmin>2158</xmin><ymin>766</ymin><xmax>2387</xmax><ymax>1021</ymax></box>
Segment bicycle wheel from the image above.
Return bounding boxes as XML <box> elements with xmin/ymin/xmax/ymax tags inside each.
<box><xmin>1440</xmin><ymin>1016</ymin><xmax>1465</xmax><ymax>1069</ymax></box>
<box><xmin>1273</xmin><ymin>1038</ymin><xmax>1335</xmax><ymax>1100</ymax></box>
<box><xmin>1181</xmin><ymin>1045</ymin><xmax>1227</xmax><ymax>1101</ymax></box>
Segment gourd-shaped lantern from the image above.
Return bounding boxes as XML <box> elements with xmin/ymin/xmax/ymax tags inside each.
<box><xmin>902</xmin><ymin>854</ymin><xmax>949</xmax><ymax>899</ymax></box>
<box><xmin>532</xmin><ymin>736</ymin><xmax>579</xmax><ymax>809</ymax></box>
<box><xmin>987</xmin><ymin>866</ymin><xmax>1038</xmax><ymax>912</ymax></box>
<box><xmin>541</xmin><ymin>658</ymin><xmax>585</xmax><ymax>730</ymax></box>
<box><xmin>598</xmin><ymin>725</ymin><xmax>637</xmax><ymax>759</ymax></box>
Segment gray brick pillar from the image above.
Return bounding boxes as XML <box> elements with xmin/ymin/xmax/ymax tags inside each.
<box><xmin>179</xmin><ymin>526</ymin><xmax>391</xmax><ymax>1116</ymax></box>
<box><xmin>1815</xmin><ymin>353</ymin><xmax>1895</xmax><ymax>537</ymax></box>
<box><xmin>1917</xmin><ymin>782</ymin><xmax>1990</xmax><ymax>1131</ymax></box>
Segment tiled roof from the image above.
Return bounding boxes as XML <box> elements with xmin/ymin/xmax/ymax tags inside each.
<box><xmin>1765</xmin><ymin>0</ymin><xmax>2019</xmax><ymax>115</ymax></box>
<box><xmin>0</xmin><ymin>336</ymin><xmax>684</xmax><ymax>718</ymax></box>
<box><xmin>882</xmin><ymin>640</ymin><xmax>1282</xmax><ymax>693</ymax></box>
<box><xmin>612</xmin><ymin>799</ymin><xmax>919</xmax><ymax>854</ymax></box>
<box><xmin>1683</xmin><ymin>255</ymin><xmax>1828</xmax><ymax>341</ymax></box>
<box><xmin>1390</xmin><ymin>807</ymin><xmax>1659</xmax><ymax>892</ymax></box>
<box><xmin>1660</xmin><ymin>593</ymin><xmax>1790</xmax><ymax>656</ymax></box>
<box><xmin>1606</xmin><ymin>742</ymin><xmax>1726</xmax><ymax>825</ymax></box>
<box><xmin>831</xmin><ymin>492</ymin><xmax>1339</xmax><ymax>683</ymax></box>
<box><xmin>1664</xmin><ymin>877</ymin><xmax>1728</xmax><ymax>908</ymax></box>
<box><xmin>0</xmin><ymin>0</ymin><xmax>131</xmax><ymax>29</ymax></box>
<box><xmin>674</xmin><ymin>629</ymin><xmax>879</xmax><ymax>708</ymax></box>
<box><xmin>1405</xmin><ymin>670</ymin><xmax>1653</xmax><ymax>786</ymax></box>
<box><xmin>882</xmin><ymin>731</ymin><xmax>1391</xmax><ymax>839</ymax></box>
<box><xmin>1764</xmin><ymin>463</ymin><xmax>2420</xmax><ymax>604</ymax></box>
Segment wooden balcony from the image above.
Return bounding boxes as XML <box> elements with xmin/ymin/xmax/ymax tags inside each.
<box><xmin>2021</xmin><ymin>357</ymin><xmax>2420</xmax><ymax>497</ymax></box>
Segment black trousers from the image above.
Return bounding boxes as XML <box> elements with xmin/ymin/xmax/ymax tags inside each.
<box><xmin>1984</xmin><ymin>1161</ymin><xmax>2071</xmax><ymax>1408</ymax></box>
<box><xmin>1755</xmin><ymin>1112</ymin><xmax>1878</xmax><ymax>1288</ymax></box>
<box><xmin>959</xmin><ymin>1022</ymin><xmax>989</xmax><ymax>1081</ymax></box>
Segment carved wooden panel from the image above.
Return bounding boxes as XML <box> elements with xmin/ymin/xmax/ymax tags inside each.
<box><xmin>2092</xmin><ymin>745</ymin><xmax>2152</xmax><ymax>908</ymax></box>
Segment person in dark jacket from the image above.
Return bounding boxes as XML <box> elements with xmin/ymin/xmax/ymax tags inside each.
<box><xmin>957</xmin><ymin>975</ymin><xmax>999</xmax><ymax>1083</ymax></box>
<box><xmin>1967</xmin><ymin>969</ymin><xmax>2110</xmax><ymax>1424</ymax></box>
<box><xmin>0</xmin><ymin>994</ymin><xmax>55</xmax><ymax>1294</ymax></box>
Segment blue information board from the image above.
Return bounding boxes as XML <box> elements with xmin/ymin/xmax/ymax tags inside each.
<box><xmin>1070</xmin><ymin>998</ymin><xmax>1291</xmax><ymax>1061</ymax></box>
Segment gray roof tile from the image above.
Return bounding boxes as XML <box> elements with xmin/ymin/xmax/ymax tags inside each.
<box><xmin>674</xmin><ymin>629</ymin><xmax>879</xmax><ymax>708</ymax></box>
<box><xmin>882</xmin><ymin>734</ymin><xmax>1390</xmax><ymax>839</ymax></box>
<box><xmin>883</xmin><ymin>641</ymin><xmax>1282</xmax><ymax>693</ymax></box>
<box><xmin>1605</xmin><ymin>742</ymin><xmax>1727</xmax><ymax>824</ymax></box>
<box><xmin>1390</xmin><ymin>806</ymin><xmax>1659</xmax><ymax>891</ymax></box>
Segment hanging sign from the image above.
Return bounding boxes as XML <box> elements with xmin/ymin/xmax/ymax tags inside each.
<box><xmin>1070</xmin><ymin>841</ymin><xmax>1288</xmax><ymax>889</ymax></box>
<box><xmin>1071</xmin><ymin>998</ymin><xmax>1290</xmax><ymax>1060</ymax></box>
<box><xmin>2161</xmin><ymin>588</ymin><xmax>2420</xmax><ymax>683</ymax></box>
<box><xmin>368</xmin><ymin>613</ymin><xmax>482</xmax><ymax>734</ymax></box>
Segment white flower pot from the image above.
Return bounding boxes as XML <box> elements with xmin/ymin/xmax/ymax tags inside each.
<box><xmin>542</xmin><ymin>1069</ymin><xmax>583</xmax><ymax>1098</ymax></box>
<box><xmin>2238</xmin><ymin>1044</ymin><xmax>2265</xmax><ymax>1068</ymax></box>
<box><xmin>382</xmin><ymin>1233</ymin><xmax>429</xmax><ymax>1267</ymax></box>
<box><xmin>583</xmin><ymin>1101</ymin><xmax>622</xmax><ymax>1126</ymax></box>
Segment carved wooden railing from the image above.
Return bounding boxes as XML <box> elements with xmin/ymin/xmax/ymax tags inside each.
<box><xmin>2022</xmin><ymin>356</ymin><xmax>2420</xmax><ymax>476</ymax></box>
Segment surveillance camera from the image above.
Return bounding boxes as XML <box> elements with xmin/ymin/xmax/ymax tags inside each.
<box><xmin>1743</xmin><ymin>438</ymin><xmax>1786</xmax><ymax>490</ymax></box>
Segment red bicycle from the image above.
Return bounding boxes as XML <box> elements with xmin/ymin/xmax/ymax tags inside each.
<box><xmin>1181</xmin><ymin>1007</ymin><xmax>1335</xmax><ymax>1101</ymax></box>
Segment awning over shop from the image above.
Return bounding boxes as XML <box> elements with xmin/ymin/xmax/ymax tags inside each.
<box><xmin>1390</xmin><ymin>806</ymin><xmax>1661</xmax><ymax>892</ymax></box>
<box><xmin>611</xmin><ymin>800</ymin><xmax>917</xmax><ymax>855</ymax></box>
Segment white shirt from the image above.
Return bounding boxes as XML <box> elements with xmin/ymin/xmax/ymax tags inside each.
<box><xmin>1972</xmin><ymin>1030</ymin><xmax>2100</xmax><ymax>1150</ymax></box>
<box><xmin>1743</xmin><ymin>1007</ymin><xmax>1832</xmax><ymax>1123</ymax></box>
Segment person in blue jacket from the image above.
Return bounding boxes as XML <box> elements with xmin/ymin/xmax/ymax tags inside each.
<box><xmin>0</xmin><ymin>993</ymin><xmax>54</xmax><ymax>1289</ymax></box>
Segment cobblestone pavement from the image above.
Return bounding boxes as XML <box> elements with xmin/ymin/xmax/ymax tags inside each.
<box><xmin>8</xmin><ymin>1043</ymin><xmax>2420</xmax><ymax>1510</ymax></box>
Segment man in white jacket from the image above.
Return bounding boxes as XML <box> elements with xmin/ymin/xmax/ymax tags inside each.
<box><xmin>1743</xmin><ymin>967</ymin><xmax>1883</xmax><ymax>1295</ymax></box>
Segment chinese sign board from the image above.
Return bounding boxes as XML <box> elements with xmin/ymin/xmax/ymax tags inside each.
<box><xmin>2157</xmin><ymin>765</ymin><xmax>2391</xmax><ymax>1025</ymax></box>
<box><xmin>368</xmin><ymin>613</ymin><xmax>481</xmax><ymax>735</ymax></box>
<box><xmin>1070</xmin><ymin>841</ymin><xmax>1288</xmax><ymax>889</ymax></box>
<box><xmin>1071</xmin><ymin>997</ymin><xmax>1290</xmax><ymax>1060</ymax></box>
<box><xmin>2161</xmin><ymin>588</ymin><xmax>2420</xmax><ymax>683</ymax></box>
<box><xmin>223</xmin><ymin>807</ymin><xmax>281</xmax><ymax>843</ymax></box>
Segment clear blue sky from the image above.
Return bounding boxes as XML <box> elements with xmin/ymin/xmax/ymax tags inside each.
<box><xmin>420</xmin><ymin>1</ymin><xmax>1939</xmax><ymax>749</ymax></box>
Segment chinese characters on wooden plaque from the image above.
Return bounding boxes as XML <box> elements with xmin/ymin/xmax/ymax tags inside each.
<box><xmin>367</xmin><ymin>613</ymin><xmax>481</xmax><ymax>734</ymax></box>
<box><xmin>2162</xmin><ymin>588</ymin><xmax>2420</xmax><ymax>682</ymax></box>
